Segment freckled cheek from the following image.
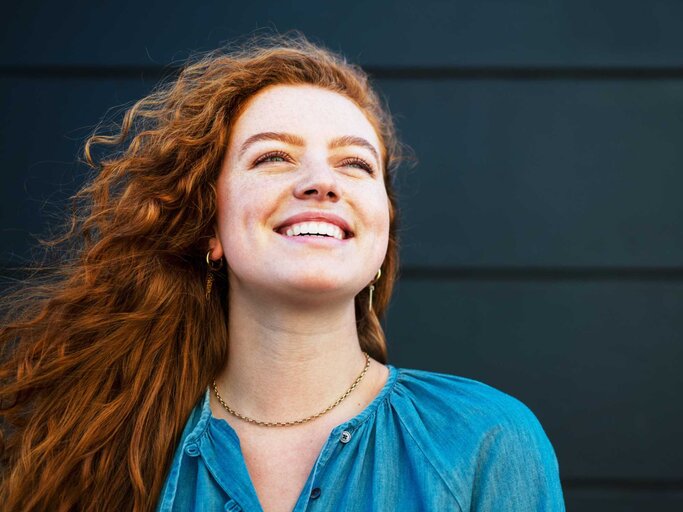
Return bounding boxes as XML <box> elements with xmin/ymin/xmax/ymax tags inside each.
<box><xmin>222</xmin><ymin>182</ymin><xmax>277</xmax><ymax>241</ymax></box>
<box><xmin>365</xmin><ymin>189</ymin><xmax>391</xmax><ymax>236</ymax></box>
<box><xmin>377</xmin><ymin>216</ymin><xmax>391</xmax><ymax>250</ymax></box>
<box><xmin>218</xmin><ymin>205</ymin><xmax>267</xmax><ymax>266</ymax></box>
<box><xmin>215</xmin><ymin>184</ymin><xmax>248</xmax><ymax>245</ymax></box>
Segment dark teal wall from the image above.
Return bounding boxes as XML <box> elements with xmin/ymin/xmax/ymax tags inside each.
<box><xmin>2</xmin><ymin>2</ymin><xmax>682</xmax><ymax>510</ymax></box>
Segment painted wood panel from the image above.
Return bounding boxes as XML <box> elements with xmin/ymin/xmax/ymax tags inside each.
<box><xmin>564</xmin><ymin>489</ymin><xmax>683</xmax><ymax>512</ymax></box>
<box><xmin>2</xmin><ymin>1</ymin><xmax>683</xmax><ymax>68</ymax></box>
<box><xmin>386</xmin><ymin>279</ymin><xmax>683</xmax><ymax>479</ymax></box>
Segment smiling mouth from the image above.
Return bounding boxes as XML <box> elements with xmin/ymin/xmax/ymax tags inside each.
<box><xmin>275</xmin><ymin>221</ymin><xmax>353</xmax><ymax>240</ymax></box>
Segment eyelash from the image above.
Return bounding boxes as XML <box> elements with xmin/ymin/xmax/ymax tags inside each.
<box><xmin>253</xmin><ymin>150</ymin><xmax>291</xmax><ymax>166</ymax></box>
<box><xmin>252</xmin><ymin>151</ymin><xmax>375</xmax><ymax>175</ymax></box>
<box><xmin>341</xmin><ymin>157</ymin><xmax>375</xmax><ymax>175</ymax></box>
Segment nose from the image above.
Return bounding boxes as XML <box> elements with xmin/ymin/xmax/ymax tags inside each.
<box><xmin>293</xmin><ymin>160</ymin><xmax>341</xmax><ymax>202</ymax></box>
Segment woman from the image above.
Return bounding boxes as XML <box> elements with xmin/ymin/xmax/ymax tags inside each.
<box><xmin>0</xmin><ymin>34</ymin><xmax>564</xmax><ymax>511</ymax></box>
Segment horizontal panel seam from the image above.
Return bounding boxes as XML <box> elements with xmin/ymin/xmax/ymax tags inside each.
<box><xmin>2</xmin><ymin>65</ymin><xmax>683</xmax><ymax>81</ymax></box>
<box><xmin>563</xmin><ymin>478</ymin><xmax>683</xmax><ymax>491</ymax></box>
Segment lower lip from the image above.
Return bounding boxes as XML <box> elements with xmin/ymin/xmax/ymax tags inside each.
<box><xmin>276</xmin><ymin>232</ymin><xmax>350</xmax><ymax>245</ymax></box>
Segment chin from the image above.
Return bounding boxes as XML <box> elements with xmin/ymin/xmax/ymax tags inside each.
<box><xmin>276</xmin><ymin>273</ymin><xmax>360</xmax><ymax>297</ymax></box>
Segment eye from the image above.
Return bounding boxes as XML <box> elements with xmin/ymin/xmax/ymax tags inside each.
<box><xmin>252</xmin><ymin>150</ymin><xmax>292</xmax><ymax>166</ymax></box>
<box><xmin>341</xmin><ymin>157</ymin><xmax>375</xmax><ymax>175</ymax></box>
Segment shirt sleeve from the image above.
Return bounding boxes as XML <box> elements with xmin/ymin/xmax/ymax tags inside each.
<box><xmin>470</xmin><ymin>403</ymin><xmax>566</xmax><ymax>512</ymax></box>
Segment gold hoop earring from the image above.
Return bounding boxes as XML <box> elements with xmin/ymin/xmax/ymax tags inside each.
<box><xmin>368</xmin><ymin>268</ymin><xmax>382</xmax><ymax>312</ymax></box>
<box><xmin>205</xmin><ymin>250</ymin><xmax>224</xmax><ymax>301</ymax></box>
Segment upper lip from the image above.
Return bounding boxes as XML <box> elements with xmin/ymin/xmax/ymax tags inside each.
<box><xmin>275</xmin><ymin>212</ymin><xmax>354</xmax><ymax>238</ymax></box>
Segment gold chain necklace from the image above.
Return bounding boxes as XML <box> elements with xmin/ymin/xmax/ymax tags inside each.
<box><xmin>212</xmin><ymin>351</ymin><xmax>371</xmax><ymax>427</ymax></box>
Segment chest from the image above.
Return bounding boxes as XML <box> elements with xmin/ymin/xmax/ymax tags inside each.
<box><xmin>238</xmin><ymin>428</ymin><xmax>331</xmax><ymax>512</ymax></box>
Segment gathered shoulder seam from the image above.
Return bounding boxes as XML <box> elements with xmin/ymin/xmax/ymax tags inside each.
<box><xmin>391</xmin><ymin>377</ymin><xmax>466</xmax><ymax>512</ymax></box>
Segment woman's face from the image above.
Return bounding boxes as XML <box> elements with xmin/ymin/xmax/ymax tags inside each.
<box><xmin>211</xmin><ymin>84</ymin><xmax>390</xmax><ymax>305</ymax></box>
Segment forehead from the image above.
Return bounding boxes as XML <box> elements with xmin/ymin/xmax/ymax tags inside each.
<box><xmin>229</xmin><ymin>84</ymin><xmax>381</xmax><ymax>151</ymax></box>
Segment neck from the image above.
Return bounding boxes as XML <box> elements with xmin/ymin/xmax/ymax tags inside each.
<box><xmin>213</xmin><ymin>286</ymin><xmax>369</xmax><ymax>425</ymax></box>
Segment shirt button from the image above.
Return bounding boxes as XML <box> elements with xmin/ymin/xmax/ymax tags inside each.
<box><xmin>224</xmin><ymin>499</ymin><xmax>241</xmax><ymax>511</ymax></box>
<box><xmin>339</xmin><ymin>430</ymin><xmax>352</xmax><ymax>443</ymax></box>
<box><xmin>310</xmin><ymin>487</ymin><xmax>321</xmax><ymax>500</ymax></box>
<box><xmin>184</xmin><ymin>442</ymin><xmax>200</xmax><ymax>457</ymax></box>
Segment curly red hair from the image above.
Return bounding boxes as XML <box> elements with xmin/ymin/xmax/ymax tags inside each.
<box><xmin>0</xmin><ymin>32</ymin><xmax>404</xmax><ymax>510</ymax></box>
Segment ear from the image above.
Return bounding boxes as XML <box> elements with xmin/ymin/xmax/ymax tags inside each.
<box><xmin>208</xmin><ymin>227</ymin><xmax>224</xmax><ymax>261</ymax></box>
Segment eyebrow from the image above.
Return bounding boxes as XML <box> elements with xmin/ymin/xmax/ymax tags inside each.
<box><xmin>238</xmin><ymin>131</ymin><xmax>380</xmax><ymax>164</ymax></box>
<box><xmin>328</xmin><ymin>135</ymin><xmax>380</xmax><ymax>164</ymax></box>
<box><xmin>238</xmin><ymin>132</ymin><xmax>305</xmax><ymax>159</ymax></box>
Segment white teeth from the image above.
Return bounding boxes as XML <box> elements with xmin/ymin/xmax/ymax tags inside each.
<box><xmin>281</xmin><ymin>221</ymin><xmax>345</xmax><ymax>240</ymax></box>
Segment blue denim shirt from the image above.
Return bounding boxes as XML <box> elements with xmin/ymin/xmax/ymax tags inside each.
<box><xmin>157</xmin><ymin>365</ymin><xmax>565</xmax><ymax>511</ymax></box>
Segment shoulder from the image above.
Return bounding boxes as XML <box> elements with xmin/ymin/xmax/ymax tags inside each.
<box><xmin>388</xmin><ymin>366</ymin><xmax>564</xmax><ymax>509</ymax></box>
<box><xmin>390</xmin><ymin>366</ymin><xmax>543</xmax><ymax>435</ymax></box>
